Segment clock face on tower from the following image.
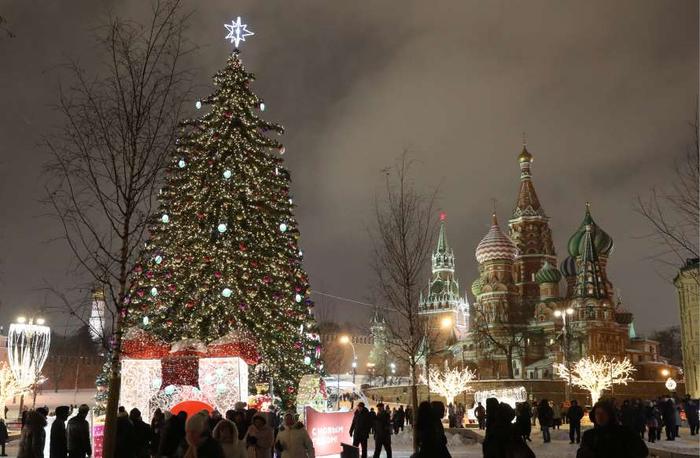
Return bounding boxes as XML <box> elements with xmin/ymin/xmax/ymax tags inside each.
<box><xmin>431</xmin><ymin>280</ymin><xmax>444</xmax><ymax>295</ymax></box>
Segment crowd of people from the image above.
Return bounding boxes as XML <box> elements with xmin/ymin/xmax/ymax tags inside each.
<box><xmin>11</xmin><ymin>393</ymin><xmax>699</xmax><ymax>458</ymax></box>
<box><xmin>15</xmin><ymin>403</ymin><xmax>316</xmax><ymax>458</ymax></box>
<box><xmin>480</xmin><ymin>393</ymin><xmax>700</xmax><ymax>458</ymax></box>
<box><xmin>350</xmin><ymin>400</ymin><xmax>450</xmax><ymax>458</ymax></box>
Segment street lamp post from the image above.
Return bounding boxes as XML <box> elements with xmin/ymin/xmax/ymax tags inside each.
<box><xmin>554</xmin><ymin>308</ymin><xmax>574</xmax><ymax>402</ymax></box>
<box><xmin>339</xmin><ymin>335</ymin><xmax>358</xmax><ymax>408</ymax></box>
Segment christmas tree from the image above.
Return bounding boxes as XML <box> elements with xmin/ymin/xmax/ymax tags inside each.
<box><xmin>127</xmin><ymin>42</ymin><xmax>320</xmax><ymax>407</ymax></box>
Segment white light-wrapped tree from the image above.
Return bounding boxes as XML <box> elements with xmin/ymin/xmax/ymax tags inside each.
<box><xmin>421</xmin><ymin>366</ymin><xmax>476</xmax><ymax>406</ymax></box>
<box><xmin>554</xmin><ymin>356</ymin><xmax>635</xmax><ymax>405</ymax></box>
<box><xmin>0</xmin><ymin>362</ymin><xmax>25</xmax><ymax>419</ymax></box>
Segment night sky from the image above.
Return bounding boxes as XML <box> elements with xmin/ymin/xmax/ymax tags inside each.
<box><xmin>0</xmin><ymin>0</ymin><xmax>697</xmax><ymax>335</ymax></box>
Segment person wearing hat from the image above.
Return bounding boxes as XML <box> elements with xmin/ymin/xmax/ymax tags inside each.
<box><xmin>244</xmin><ymin>414</ymin><xmax>273</xmax><ymax>458</ymax></box>
<box><xmin>184</xmin><ymin>411</ymin><xmax>224</xmax><ymax>458</ymax></box>
<box><xmin>275</xmin><ymin>412</ymin><xmax>314</xmax><ymax>458</ymax></box>
<box><xmin>50</xmin><ymin>406</ymin><xmax>70</xmax><ymax>458</ymax></box>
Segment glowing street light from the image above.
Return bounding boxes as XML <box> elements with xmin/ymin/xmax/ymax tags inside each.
<box><xmin>440</xmin><ymin>316</ymin><xmax>453</xmax><ymax>329</ymax></box>
<box><xmin>339</xmin><ymin>335</ymin><xmax>358</xmax><ymax>408</ymax></box>
<box><xmin>661</xmin><ymin>368</ymin><xmax>670</xmax><ymax>378</ymax></box>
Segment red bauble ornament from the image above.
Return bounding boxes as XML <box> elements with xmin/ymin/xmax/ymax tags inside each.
<box><xmin>214</xmin><ymin>271</ymin><xmax>222</xmax><ymax>279</ymax></box>
<box><xmin>239</xmin><ymin>242</ymin><xmax>247</xmax><ymax>251</ymax></box>
<box><xmin>186</xmin><ymin>301</ymin><xmax>195</xmax><ymax>309</ymax></box>
<box><xmin>286</xmin><ymin>386</ymin><xmax>295</xmax><ymax>394</ymax></box>
<box><xmin>262</xmin><ymin>276</ymin><xmax>271</xmax><ymax>284</ymax></box>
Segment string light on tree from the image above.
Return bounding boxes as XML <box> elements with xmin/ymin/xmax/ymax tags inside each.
<box><xmin>0</xmin><ymin>363</ymin><xmax>25</xmax><ymax>419</ymax></box>
<box><xmin>554</xmin><ymin>356</ymin><xmax>635</xmax><ymax>405</ymax></box>
<box><xmin>420</xmin><ymin>365</ymin><xmax>476</xmax><ymax>407</ymax></box>
<box><xmin>126</xmin><ymin>16</ymin><xmax>321</xmax><ymax>409</ymax></box>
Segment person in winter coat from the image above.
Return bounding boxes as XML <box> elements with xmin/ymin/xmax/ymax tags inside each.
<box><xmin>0</xmin><ymin>418</ymin><xmax>8</xmax><ymax>457</ymax></box>
<box><xmin>567</xmin><ymin>400</ymin><xmax>584</xmax><ymax>444</ymax></box>
<box><xmin>662</xmin><ymin>399</ymin><xmax>677</xmax><ymax>441</ymax></box>
<box><xmin>551</xmin><ymin>402</ymin><xmax>562</xmax><ymax>429</ymax></box>
<box><xmin>414</xmin><ymin>401</ymin><xmax>450</xmax><ymax>458</ymax></box>
<box><xmin>349</xmin><ymin>402</ymin><xmax>372</xmax><ymax>458</ymax></box>
<box><xmin>159</xmin><ymin>411</ymin><xmax>187</xmax><ymax>458</ymax></box>
<box><xmin>644</xmin><ymin>403</ymin><xmax>659</xmax><ymax>443</ymax></box>
<box><xmin>244</xmin><ymin>414</ymin><xmax>274</xmax><ymax>458</ymax></box>
<box><xmin>537</xmin><ymin>399</ymin><xmax>553</xmax><ymax>443</ymax></box>
<box><xmin>50</xmin><ymin>406</ymin><xmax>70</xmax><ymax>458</ymax></box>
<box><xmin>577</xmin><ymin>401</ymin><xmax>648</xmax><ymax>458</ymax></box>
<box><xmin>184</xmin><ymin>411</ymin><xmax>224</xmax><ymax>458</ymax></box>
<box><xmin>474</xmin><ymin>402</ymin><xmax>486</xmax><ymax>430</ymax></box>
<box><xmin>18</xmin><ymin>410</ymin><xmax>47</xmax><ymax>458</ymax></box>
<box><xmin>213</xmin><ymin>419</ymin><xmax>244</xmax><ymax>458</ymax></box>
<box><xmin>515</xmin><ymin>402</ymin><xmax>532</xmax><ymax>442</ymax></box>
<box><xmin>130</xmin><ymin>408</ymin><xmax>153</xmax><ymax>458</ymax></box>
<box><xmin>67</xmin><ymin>405</ymin><xmax>92</xmax><ymax>458</ymax></box>
<box><xmin>372</xmin><ymin>403</ymin><xmax>392</xmax><ymax>458</ymax></box>
<box><xmin>393</xmin><ymin>406</ymin><xmax>405</xmax><ymax>434</ymax></box>
<box><xmin>275</xmin><ymin>413</ymin><xmax>315</xmax><ymax>458</ymax></box>
<box><xmin>684</xmin><ymin>396</ymin><xmax>699</xmax><ymax>435</ymax></box>
<box><xmin>116</xmin><ymin>409</ymin><xmax>136</xmax><ymax>458</ymax></box>
<box><xmin>229</xmin><ymin>411</ymin><xmax>248</xmax><ymax>443</ymax></box>
<box><xmin>482</xmin><ymin>402</ymin><xmax>535</xmax><ymax>458</ymax></box>
<box><xmin>485</xmin><ymin>398</ymin><xmax>499</xmax><ymax>431</ymax></box>
<box><xmin>150</xmin><ymin>409</ymin><xmax>165</xmax><ymax>458</ymax></box>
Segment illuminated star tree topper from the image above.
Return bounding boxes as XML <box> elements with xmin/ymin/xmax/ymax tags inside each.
<box><xmin>225</xmin><ymin>16</ymin><xmax>254</xmax><ymax>48</ymax></box>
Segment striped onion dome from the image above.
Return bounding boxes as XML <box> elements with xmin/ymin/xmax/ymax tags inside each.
<box><xmin>475</xmin><ymin>214</ymin><xmax>517</xmax><ymax>264</ymax></box>
<box><xmin>471</xmin><ymin>277</ymin><xmax>483</xmax><ymax>297</ymax></box>
<box><xmin>560</xmin><ymin>255</ymin><xmax>577</xmax><ymax>277</ymax></box>
<box><xmin>567</xmin><ymin>203</ymin><xmax>613</xmax><ymax>258</ymax></box>
<box><xmin>535</xmin><ymin>261</ymin><xmax>562</xmax><ymax>284</ymax></box>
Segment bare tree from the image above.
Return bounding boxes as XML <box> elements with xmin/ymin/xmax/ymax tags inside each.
<box><xmin>469</xmin><ymin>304</ymin><xmax>530</xmax><ymax>379</ymax></box>
<box><xmin>44</xmin><ymin>2</ymin><xmax>192</xmax><ymax>456</ymax></box>
<box><xmin>0</xmin><ymin>15</ymin><xmax>14</xmax><ymax>39</ymax></box>
<box><xmin>371</xmin><ymin>152</ymin><xmax>438</xmax><ymax>452</ymax></box>
<box><xmin>636</xmin><ymin>109</ymin><xmax>699</xmax><ymax>281</ymax></box>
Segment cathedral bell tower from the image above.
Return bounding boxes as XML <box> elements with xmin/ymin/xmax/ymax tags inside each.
<box><xmin>508</xmin><ymin>143</ymin><xmax>557</xmax><ymax>307</ymax></box>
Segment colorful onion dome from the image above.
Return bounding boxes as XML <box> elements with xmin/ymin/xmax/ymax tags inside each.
<box><xmin>471</xmin><ymin>277</ymin><xmax>483</xmax><ymax>297</ymax></box>
<box><xmin>535</xmin><ymin>261</ymin><xmax>562</xmax><ymax>284</ymax></box>
<box><xmin>560</xmin><ymin>255</ymin><xmax>577</xmax><ymax>277</ymax></box>
<box><xmin>518</xmin><ymin>144</ymin><xmax>533</xmax><ymax>163</ymax></box>
<box><xmin>567</xmin><ymin>203</ymin><xmax>613</xmax><ymax>258</ymax></box>
<box><xmin>475</xmin><ymin>214</ymin><xmax>518</xmax><ymax>264</ymax></box>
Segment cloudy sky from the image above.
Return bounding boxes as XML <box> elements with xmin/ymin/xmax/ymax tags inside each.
<box><xmin>0</xmin><ymin>0</ymin><xmax>697</xmax><ymax>335</ymax></box>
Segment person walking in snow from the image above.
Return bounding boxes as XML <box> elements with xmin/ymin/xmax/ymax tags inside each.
<box><xmin>577</xmin><ymin>401</ymin><xmax>648</xmax><ymax>458</ymax></box>
<box><xmin>537</xmin><ymin>399</ymin><xmax>553</xmax><ymax>443</ymax></box>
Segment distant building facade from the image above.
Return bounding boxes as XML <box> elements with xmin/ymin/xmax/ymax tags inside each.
<box><xmin>675</xmin><ymin>258</ymin><xmax>699</xmax><ymax>397</ymax></box>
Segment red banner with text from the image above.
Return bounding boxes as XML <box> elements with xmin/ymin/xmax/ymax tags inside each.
<box><xmin>304</xmin><ymin>407</ymin><xmax>354</xmax><ymax>457</ymax></box>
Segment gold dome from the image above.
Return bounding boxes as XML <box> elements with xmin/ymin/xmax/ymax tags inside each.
<box><xmin>518</xmin><ymin>145</ymin><xmax>533</xmax><ymax>163</ymax></box>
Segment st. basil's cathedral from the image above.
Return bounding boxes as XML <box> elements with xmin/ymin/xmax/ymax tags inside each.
<box><xmin>415</xmin><ymin>143</ymin><xmax>675</xmax><ymax>381</ymax></box>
